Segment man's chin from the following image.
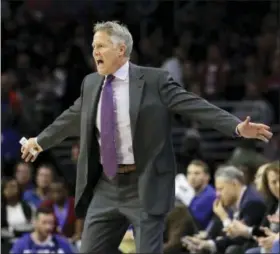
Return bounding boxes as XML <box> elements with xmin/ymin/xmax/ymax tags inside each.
<box><xmin>97</xmin><ymin>67</ymin><xmax>109</xmax><ymax>76</ymax></box>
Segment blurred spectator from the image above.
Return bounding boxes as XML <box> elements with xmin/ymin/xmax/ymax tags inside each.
<box><xmin>71</xmin><ymin>142</ymin><xmax>80</xmax><ymax>163</ymax></box>
<box><xmin>198</xmin><ymin>44</ymin><xmax>230</xmax><ymax>99</ymax></box>
<box><xmin>40</xmin><ymin>178</ymin><xmax>83</xmax><ymax>241</ymax></box>
<box><xmin>163</xmin><ymin>202</ymin><xmax>198</xmax><ymax>254</ymax></box>
<box><xmin>161</xmin><ymin>46</ymin><xmax>186</xmax><ymax>85</ymax></box>
<box><xmin>23</xmin><ymin>164</ymin><xmax>54</xmax><ymax>208</ymax></box>
<box><xmin>177</xmin><ymin>128</ymin><xmax>203</xmax><ymax>173</ymax></box>
<box><xmin>60</xmin><ymin>142</ymin><xmax>80</xmax><ymax>195</ymax></box>
<box><xmin>254</xmin><ymin>163</ymin><xmax>270</xmax><ymax>192</ymax></box>
<box><xmin>182</xmin><ymin>59</ymin><xmax>199</xmax><ymax>90</ymax></box>
<box><xmin>222</xmin><ymin>161</ymin><xmax>279</xmax><ymax>253</ymax></box>
<box><xmin>10</xmin><ymin>207</ymin><xmax>76</xmax><ymax>254</ymax></box>
<box><xmin>228</xmin><ymin>139</ymin><xmax>268</xmax><ymax>171</ymax></box>
<box><xmin>1</xmin><ymin>178</ymin><xmax>34</xmax><ymax>239</ymax></box>
<box><xmin>262</xmin><ymin>51</ymin><xmax>280</xmax><ymax>123</ymax></box>
<box><xmin>186</xmin><ymin>160</ymin><xmax>216</xmax><ymax>230</ymax></box>
<box><xmin>14</xmin><ymin>162</ymin><xmax>34</xmax><ymax>192</ymax></box>
<box><xmin>183</xmin><ymin>165</ymin><xmax>266</xmax><ymax>254</ymax></box>
<box><xmin>232</xmin><ymin>76</ymin><xmax>274</xmax><ymax>125</ymax></box>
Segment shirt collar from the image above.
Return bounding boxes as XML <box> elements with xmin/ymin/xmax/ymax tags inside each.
<box><xmin>235</xmin><ymin>186</ymin><xmax>247</xmax><ymax>210</ymax></box>
<box><xmin>111</xmin><ymin>61</ymin><xmax>129</xmax><ymax>81</ymax></box>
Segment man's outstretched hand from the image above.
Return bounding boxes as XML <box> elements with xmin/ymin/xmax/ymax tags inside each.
<box><xmin>21</xmin><ymin>138</ymin><xmax>43</xmax><ymax>162</ymax></box>
<box><xmin>236</xmin><ymin>116</ymin><xmax>273</xmax><ymax>143</ymax></box>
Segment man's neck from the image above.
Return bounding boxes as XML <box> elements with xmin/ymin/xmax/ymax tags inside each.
<box><xmin>31</xmin><ymin>231</ymin><xmax>49</xmax><ymax>243</ymax></box>
<box><xmin>111</xmin><ymin>58</ymin><xmax>128</xmax><ymax>74</ymax></box>
<box><xmin>195</xmin><ymin>183</ymin><xmax>207</xmax><ymax>195</ymax></box>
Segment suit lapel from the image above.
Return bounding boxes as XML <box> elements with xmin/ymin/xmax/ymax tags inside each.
<box><xmin>129</xmin><ymin>63</ymin><xmax>145</xmax><ymax>139</ymax></box>
<box><xmin>87</xmin><ymin>74</ymin><xmax>104</xmax><ymax>139</ymax></box>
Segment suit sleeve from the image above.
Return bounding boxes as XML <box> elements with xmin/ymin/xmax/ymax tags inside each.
<box><xmin>158</xmin><ymin>71</ymin><xmax>241</xmax><ymax>137</ymax></box>
<box><xmin>37</xmin><ymin>76</ymin><xmax>87</xmax><ymax>150</ymax></box>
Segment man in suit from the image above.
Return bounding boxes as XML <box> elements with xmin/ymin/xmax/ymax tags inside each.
<box><xmin>183</xmin><ymin>165</ymin><xmax>266</xmax><ymax>254</ymax></box>
<box><xmin>21</xmin><ymin>21</ymin><xmax>273</xmax><ymax>253</ymax></box>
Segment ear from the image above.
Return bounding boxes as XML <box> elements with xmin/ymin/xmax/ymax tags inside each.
<box><xmin>232</xmin><ymin>179</ymin><xmax>239</xmax><ymax>187</ymax></box>
<box><xmin>119</xmin><ymin>43</ymin><xmax>126</xmax><ymax>56</ymax></box>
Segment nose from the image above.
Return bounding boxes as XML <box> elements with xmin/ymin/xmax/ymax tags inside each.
<box><xmin>93</xmin><ymin>49</ymin><xmax>100</xmax><ymax>58</ymax></box>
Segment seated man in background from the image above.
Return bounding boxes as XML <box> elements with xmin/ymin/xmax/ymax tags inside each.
<box><xmin>11</xmin><ymin>207</ymin><xmax>76</xmax><ymax>254</ymax></box>
<box><xmin>23</xmin><ymin>164</ymin><xmax>54</xmax><ymax>208</ymax></box>
<box><xmin>176</xmin><ymin>160</ymin><xmax>216</xmax><ymax>230</ymax></box>
<box><xmin>40</xmin><ymin>178</ymin><xmax>83</xmax><ymax>243</ymax></box>
<box><xmin>183</xmin><ymin>165</ymin><xmax>266</xmax><ymax>254</ymax></box>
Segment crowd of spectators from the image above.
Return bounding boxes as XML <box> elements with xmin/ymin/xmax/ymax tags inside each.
<box><xmin>1</xmin><ymin>0</ymin><xmax>280</xmax><ymax>253</ymax></box>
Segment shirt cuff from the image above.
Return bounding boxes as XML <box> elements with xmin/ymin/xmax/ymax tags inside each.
<box><xmin>235</xmin><ymin>126</ymin><xmax>241</xmax><ymax>136</ymax></box>
<box><xmin>207</xmin><ymin>240</ymin><xmax>217</xmax><ymax>253</ymax></box>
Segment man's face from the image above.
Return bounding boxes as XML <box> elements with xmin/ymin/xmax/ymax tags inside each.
<box><xmin>92</xmin><ymin>31</ymin><xmax>126</xmax><ymax>75</ymax></box>
<box><xmin>4</xmin><ymin>180</ymin><xmax>19</xmax><ymax>199</ymax></box>
<box><xmin>215</xmin><ymin>178</ymin><xmax>238</xmax><ymax>207</ymax></box>
<box><xmin>15</xmin><ymin>163</ymin><xmax>31</xmax><ymax>185</ymax></box>
<box><xmin>35</xmin><ymin>213</ymin><xmax>55</xmax><ymax>238</ymax></box>
<box><xmin>36</xmin><ymin>167</ymin><xmax>53</xmax><ymax>188</ymax></box>
<box><xmin>50</xmin><ymin>183</ymin><xmax>67</xmax><ymax>204</ymax></box>
<box><xmin>187</xmin><ymin>164</ymin><xmax>208</xmax><ymax>190</ymax></box>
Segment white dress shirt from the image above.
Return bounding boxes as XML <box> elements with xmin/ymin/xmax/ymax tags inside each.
<box><xmin>96</xmin><ymin>61</ymin><xmax>135</xmax><ymax>164</ymax></box>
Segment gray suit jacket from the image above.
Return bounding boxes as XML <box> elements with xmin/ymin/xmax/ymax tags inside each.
<box><xmin>37</xmin><ymin>63</ymin><xmax>241</xmax><ymax>217</ymax></box>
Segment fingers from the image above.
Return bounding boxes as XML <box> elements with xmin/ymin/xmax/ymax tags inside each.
<box><xmin>25</xmin><ymin>153</ymin><xmax>33</xmax><ymax>162</ymax></box>
<box><xmin>260</xmin><ymin>227</ymin><xmax>273</xmax><ymax>236</ymax></box>
<box><xmin>21</xmin><ymin>145</ymin><xmax>31</xmax><ymax>161</ymax></box>
<box><xmin>262</xmin><ymin>129</ymin><xmax>273</xmax><ymax>138</ymax></box>
<box><xmin>257</xmin><ymin>135</ymin><xmax>269</xmax><ymax>143</ymax></box>
<box><xmin>257</xmin><ymin>128</ymin><xmax>273</xmax><ymax>143</ymax></box>
<box><xmin>21</xmin><ymin>150</ymin><xmax>37</xmax><ymax>162</ymax></box>
<box><xmin>259</xmin><ymin>128</ymin><xmax>273</xmax><ymax>139</ymax></box>
<box><xmin>20</xmin><ymin>139</ymin><xmax>41</xmax><ymax>162</ymax></box>
<box><xmin>244</xmin><ymin>116</ymin><xmax>251</xmax><ymax>125</ymax></box>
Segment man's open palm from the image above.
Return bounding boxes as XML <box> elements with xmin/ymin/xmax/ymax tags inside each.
<box><xmin>237</xmin><ymin>116</ymin><xmax>273</xmax><ymax>143</ymax></box>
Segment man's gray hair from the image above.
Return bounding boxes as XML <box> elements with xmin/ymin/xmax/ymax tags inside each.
<box><xmin>215</xmin><ymin>165</ymin><xmax>245</xmax><ymax>184</ymax></box>
<box><xmin>93</xmin><ymin>21</ymin><xmax>133</xmax><ymax>57</ymax></box>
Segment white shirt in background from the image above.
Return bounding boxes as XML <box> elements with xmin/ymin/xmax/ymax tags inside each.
<box><xmin>175</xmin><ymin>173</ymin><xmax>195</xmax><ymax>206</ymax></box>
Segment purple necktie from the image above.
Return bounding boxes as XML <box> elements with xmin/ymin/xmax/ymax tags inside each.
<box><xmin>100</xmin><ymin>75</ymin><xmax>118</xmax><ymax>178</ymax></box>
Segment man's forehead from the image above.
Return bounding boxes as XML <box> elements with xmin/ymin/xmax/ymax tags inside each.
<box><xmin>93</xmin><ymin>31</ymin><xmax>110</xmax><ymax>40</ymax></box>
<box><xmin>37</xmin><ymin>213</ymin><xmax>54</xmax><ymax>220</ymax></box>
<box><xmin>215</xmin><ymin>178</ymin><xmax>228</xmax><ymax>186</ymax></box>
<box><xmin>188</xmin><ymin>164</ymin><xmax>203</xmax><ymax>172</ymax></box>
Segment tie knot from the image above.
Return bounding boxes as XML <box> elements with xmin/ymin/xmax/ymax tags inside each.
<box><xmin>106</xmin><ymin>74</ymin><xmax>115</xmax><ymax>83</ymax></box>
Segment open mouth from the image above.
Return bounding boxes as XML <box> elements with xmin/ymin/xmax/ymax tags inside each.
<box><xmin>96</xmin><ymin>59</ymin><xmax>104</xmax><ymax>66</ymax></box>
